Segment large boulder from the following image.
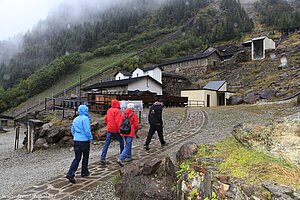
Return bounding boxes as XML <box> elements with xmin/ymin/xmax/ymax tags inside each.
<box><xmin>243</xmin><ymin>92</ymin><xmax>261</xmax><ymax>104</ymax></box>
<box><xmin>58</xmin><ymin>136</ymin><xmax>73</xmax><ymax>146</ymax></box>
<box><xmin>33</xmin><ymin>138</ymin><xmax>49</xmax><ymax>151</ymax></box>
<box><xmin>232</xmin><ymin>119</ymin><xmax>300</xmax><ymax>165</ymax></box>
<box><xmin>39</xmin><ymin>122</ymin><xmax>53</xmax><ymax>138</ymax></box>
<box><xmin>176</xmin><ymin>142</ymin><xmax>198</xmax><ymax>163</ymax></box>
<box><xmin>228</xmin><ymin>96</ymin><xmax>243</xmax><ymax>105</ymax></box>
<box><xmin>115</xmin><ymin>157</ymin><xmax>177</xmax><ymax>200</ymax></box>
<box><xmin>263</xmin><ymin>182</ymin><xmax>300</xmax><ymax>200</ymax></box>
<box><xmin>47</xmin><ymin>127</ymin><xmax>66</xmax><ymax>143</ymax></box>
<box><xmin>259</xmin><ymin>89</ymin><xmax>277</xmax><ymax>99</ymax></box>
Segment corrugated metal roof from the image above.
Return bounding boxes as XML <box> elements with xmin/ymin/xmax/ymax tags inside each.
<box><xmin>203</xmin><ymin>81</ymin><xmax>226</xmax><ymax>91</ymax></box>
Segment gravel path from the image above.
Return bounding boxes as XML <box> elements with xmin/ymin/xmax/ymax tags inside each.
<box><xmin>75</xmin><ymin>103</ymin><xmax>300</xmax><ymax>200</ymax></box>
<box><xmin>0</xmin><ymin>104</ymin><xmax>298</xmax><ymax>199</ymax></box>
<box><xmin>0</xmin><ymin>108</ymin><xmax>185</xmax><ymax>199</ymax></box>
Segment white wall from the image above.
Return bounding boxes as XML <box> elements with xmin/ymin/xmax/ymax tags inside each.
<box><xmin>181</xmin><ymin>90</ymin><xmax>205</xmax><ymax>107</ymax></box>
<box><xmin>145</xmin><ymin>67</ymin><xmax>162</xmax><ymax>83</ymax></box>
<box><xmin>204</xmin><ymin>90</ymin><xmax>217</xmax><ymax>107</ymax></box>
<box><xmin>128</xmin><ymin>77</ymin><xmax>162</xmax><ymax>95</ymax></box>
<box><xmin>219</xmin><ymin>82</ymin><xmax>227</xmax><ymax>91</ymax></box>
<box><xmin>115</xmin><ymin>72</ymin><xmax>131</xmax><ymax>80</ymax></box>
<box><xmin>132</xmin><ymin>68</ymin><xmax>144</xmax><ymax>78</ymax></box>
<box><xmin>264</xmin><ymin>37</ymin><xmax>276</xmax><ymax>50</ymax></box>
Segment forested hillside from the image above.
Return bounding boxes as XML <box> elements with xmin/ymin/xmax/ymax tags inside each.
<box><xmin>0</xmin><ymin>0</ymin><xmax>254</xmax><ymax>113</ymax></box>
<box><xmin>255</xmin><ymin>0</ymin><xmax>300</xmax><ymax>29</ymax></box>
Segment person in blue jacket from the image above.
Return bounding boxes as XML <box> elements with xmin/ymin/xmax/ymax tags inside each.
<box><xmin>66</xmin><ymin>105</ymin><xmax>93</xmax><ymax>184</ymax></box>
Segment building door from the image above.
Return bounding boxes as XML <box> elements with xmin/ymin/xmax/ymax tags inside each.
<box><xmin>207</xmin><ymin>94</ymin><xmax>210</xmax><ymax>107</ymax></box>
<box><xmin>217</xmin><ymin>93</ymin><xmax>225</xmax><ymax>106</ymax></box>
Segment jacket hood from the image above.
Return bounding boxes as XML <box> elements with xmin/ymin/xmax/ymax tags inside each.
<box><xmin>78</xmin><ymin>105</ymin><xmax>90</xmax><ymax>118</ymax></box>
<box><xmin>124</xmin><ymin>108</ymin><xmax>134</xmax><ymax>116</ymax></box>
<box><xmin>111</xmin><ymin>99</ymin><xmax>120</xmax><ymax>109</ymax></box>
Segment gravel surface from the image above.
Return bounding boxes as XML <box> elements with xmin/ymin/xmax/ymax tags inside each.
<box><xmin>1</xmin><ymin>104</ymin><xmax>298</xmax><ymax>199</ymax></box>
<box><xmin>0</xmin><ymin>107</ymin><xmax>185</xmax><ymax>199</ymax></box>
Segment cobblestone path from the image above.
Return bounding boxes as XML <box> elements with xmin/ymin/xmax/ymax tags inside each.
<box><xmin>17</xmin><ymin>108</ymin><xmax>207</xmax><ymax>200</ymax></box>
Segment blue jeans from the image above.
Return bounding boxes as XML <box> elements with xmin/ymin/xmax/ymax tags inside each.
<box><xmin>67</xmin><ymin>141</ymin><xmax>90</xmax><ymax>177</ymax></box>
<box><xmin>100</xmin><ymin>132</ymin><xmax>124</xmax><ymax>161</ymax></box>
<box><xmin>119</xmin><ymin>136</ymin><xmax>133</xmax><ymax>161</ymax></box>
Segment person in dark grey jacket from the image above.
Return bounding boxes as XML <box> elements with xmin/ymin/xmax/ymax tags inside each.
<box><xmin>144</xmin><ymin>101</ymin><xmax>167</xmax><ymax>150</ymax></box>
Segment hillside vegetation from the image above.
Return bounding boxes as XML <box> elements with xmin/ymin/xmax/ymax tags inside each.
<box><xmin>0</xmin><ymin>0</ymin><xmax>255</xmax><ymax>113</ymax></box>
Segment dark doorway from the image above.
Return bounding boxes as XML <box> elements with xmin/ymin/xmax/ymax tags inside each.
<box><xmin>217</xmin><ymin>93</ymin><xmax>225</xmax><ymax>106</ymax></box>
<box><xmin>207</xmin><ymin>94</ymin><xmax>210</xmax><ymax>107</ymax></box>
<box><xmin>253</xmin><ymin>39</ymin><xmax>264</xmax><ymax>60</ymax></box>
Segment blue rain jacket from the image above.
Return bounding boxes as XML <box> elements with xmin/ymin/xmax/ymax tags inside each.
<box><xmin>71</xmin><ymin>105</ymin><xmax>93</xmax><ymax>141</ymax></box>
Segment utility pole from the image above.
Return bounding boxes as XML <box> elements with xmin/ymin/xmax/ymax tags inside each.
<box><xmin>79</xmin><ymin>75</ymin><xmax>82</xmax><ymax>103</ymax></box>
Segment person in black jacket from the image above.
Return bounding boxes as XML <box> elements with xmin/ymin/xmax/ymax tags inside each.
<box><xmin>144</xmin><ymin>101</ymin><xmax>167</xmax><ymax>150</ymax></box>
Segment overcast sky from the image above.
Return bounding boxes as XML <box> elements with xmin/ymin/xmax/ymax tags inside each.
<box><xmin>0</xmin><ymin>0</ymin><xmax>66</xmax><ymax>40</ymax></box>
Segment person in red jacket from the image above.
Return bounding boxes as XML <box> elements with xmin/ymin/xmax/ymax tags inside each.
<box><xmin>100</xmin><ymin>99</ymin><xmax>124</xmax><ymax>165</ymax></box>
<box><xmin>117</xmin><ymin>103</ymin><xmax>139</xmax><ymax>166</ymax></box>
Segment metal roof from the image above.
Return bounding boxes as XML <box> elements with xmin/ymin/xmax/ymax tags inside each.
<box><xmin>203</xmin><ymin>81</ymin><xmax>226</xmax><ymax>91</ymax></box>
<box><xmin>114</xmin><ymin>71</ymin><xmax>132</xmax><ymax>76</ymax></box>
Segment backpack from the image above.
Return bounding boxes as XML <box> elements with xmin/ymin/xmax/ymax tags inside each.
<box><xmin>120</xmin><ymin>113</ymin><xmax>134</xmax><ymax>134</ymax></box>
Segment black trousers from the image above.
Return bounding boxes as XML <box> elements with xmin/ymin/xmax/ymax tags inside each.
<box><xmin>67</xmin><ymin>141</ymin><xmax>90</xmax><ymax>177</ymax></box>
<box><xmin>145</xmin><ymin>124</ymin><xmax>166</xmax><ymax>146</ymax></box>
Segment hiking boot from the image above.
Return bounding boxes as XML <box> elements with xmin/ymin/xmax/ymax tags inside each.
<box><xmin>144</xmin><ymin>145</ymin><xmax>150</xmax><ymax>151</ymax></box>
<box><xmin>99</xmin><ymin>160</ymin><xmax>110</xmax><ymax>166</ymax></box>
<box><xmin>161</xmin><ymin>142</ymin><xmax>168</xmax><ymax>148</ymax></box>
<box><xmin>66</xmin><ymin>175</ymin><xmax>76</xmax><ymax>184</ymax></box>
<box><xmin>124</xmin><ymin>158</ymin><xmax>133</xmax><ymax>162</ymax></box>
<box><xmin>117</xmin><ymin>159</ymin><xmax>124</xmax><ymax>167</ymax></box>
<box><xmin>81</xmin><ymin>172</ymin><xmax>90</xmax><ymax>177</ymax></box>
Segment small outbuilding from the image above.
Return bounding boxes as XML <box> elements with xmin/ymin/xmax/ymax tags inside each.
<box><xmin>242</xmin><ymin>36</ymin><xmax>276</xmax><ymax>60</ymax></box>
<box><xmin>181</xmin><ymin>81</ymin><xmax>235</xmax><ymax>107</ymax></box>
<box><xmin>0</xmin><ymin>114</ymin><xmax>15</xmax><ymax>128</ymax></box>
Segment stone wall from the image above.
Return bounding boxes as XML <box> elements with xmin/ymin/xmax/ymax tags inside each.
<box><xmin>161</xmin><ymin>53</ymin><xmax>221</xmax><ymax>82</ymax></box>
<box><xmin>162</xmin><ymin>76</ymin><xmax>193</xmax><ymax>96</ymax></box>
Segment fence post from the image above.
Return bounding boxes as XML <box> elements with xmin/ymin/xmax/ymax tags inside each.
<box><xmin>44</xmin><ymin>98</ymin><xmax>47</xmax><ymax>111</ymax></box>
<box><xmin>14</xmin><ymin>127</ymin><xmax>20</xmax><ymax>150</ymax></box>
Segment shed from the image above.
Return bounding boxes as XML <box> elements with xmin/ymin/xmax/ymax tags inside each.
<box><xmin>0</xmin><ymin>114</ymin><xmax>15</xmax><ymax>128</ymax></box>
<box><xmin>181</xmin><ymin>81</ymin><xmax>235</xmax><ymax>107</ymax></box>
<box><xmin>242</xmin><ymin>36</ymin><xmax>276</xmax><ymax>60</ymax></box>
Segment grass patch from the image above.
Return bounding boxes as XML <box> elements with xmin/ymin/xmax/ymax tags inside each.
<box><xmin>9</xmin><ymin>53</ymin><xmax>133</xmax><ymax>113</ymax></box>
<box><xmin>209</xmin><ymin>138</ymin><xmax>300</xmax><ymax>189</ymax></box>
<box><xmin>112</xmin><ymin>174</ymin><xmax>121</xmax><ymax>185</ymax></box>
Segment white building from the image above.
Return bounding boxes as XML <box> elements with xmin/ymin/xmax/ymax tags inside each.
<box><xmin>83</xmin><ymin>76</ymin><xmax>162</xmax><ymax>95</ymax></box>
<box><xmin>130</xmin><ymin>66</ymin><xmax>163</xmax><ymax>83</ymax></box>
<box><xmin>242</xmin><ymin>36</ymin><xmax>276</xmax><ymax>60</ymax></box>
<box><xmin>115</xmin><ymin>71</ymin><xmax>132</xmax><ymax>80</ymax></box>
<box><xmin>181</xmin><ymin>81</ymin><xmax>235</xmax><ymax>107</ymax></box>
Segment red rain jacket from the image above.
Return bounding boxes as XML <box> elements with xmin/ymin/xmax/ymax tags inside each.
<box><xmin>104</xmin><ymin>99</ymin><xmax>121</xmax><ymax>133</ymax></box>
<box><xmin>119</xmin><ymin>108</ymin><xmax>139</xmax><ymax>138</ymax></box>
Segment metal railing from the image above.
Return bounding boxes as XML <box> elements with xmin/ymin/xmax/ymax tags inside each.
<box><xmin>187</xmin><ymin>100</ymin><xmax>205</xmax><ymax>107</ymax></box>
